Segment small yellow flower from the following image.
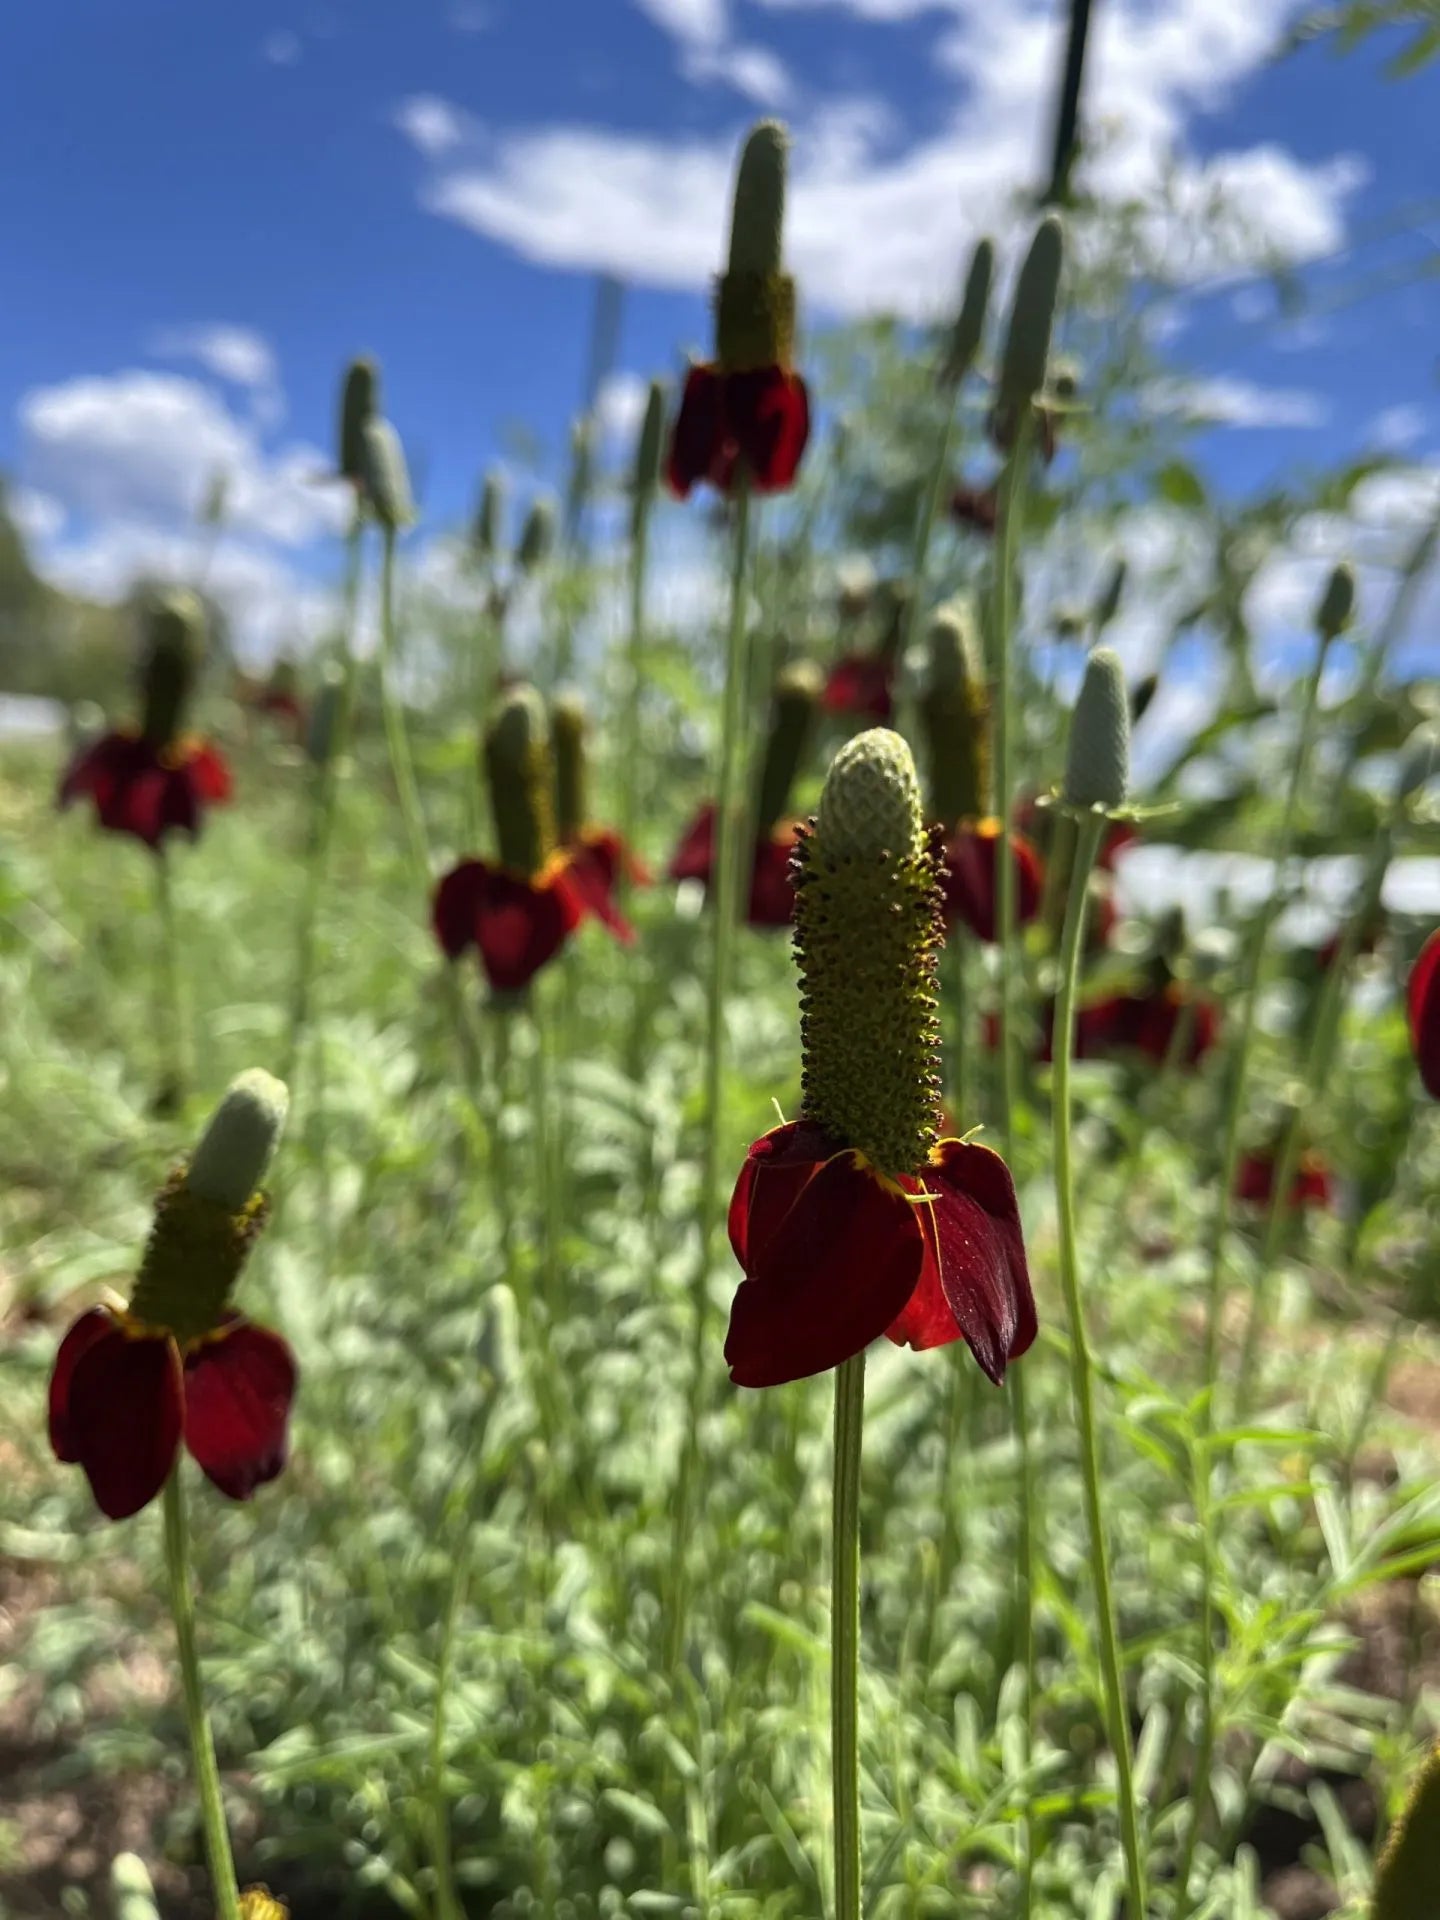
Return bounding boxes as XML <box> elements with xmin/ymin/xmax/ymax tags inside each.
<box><xmin>239</xmin><ymin>1888</ymin><xmax>289</xmax><ymax>1920</ymax></box>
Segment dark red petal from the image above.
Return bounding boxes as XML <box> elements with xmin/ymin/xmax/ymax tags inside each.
<box><xmin>667</xmin><ymin>365</ymin><xmax>726</xmax><ymax>499</ymax></box>
<box><xmin>58</xmin><ymin>734</ymin><xmax>127</xmax><ymax>808</ymax></box>
<box><xmin>1100</xmin><ymin>821</ymin><xmax>1137</xmax><ymax>872</ymax></box>
<box><xmin>725</xmin><ymin>1153</ymin><xmax>926</xmax><ymax>1387</ymax></box>
<box><xmin>432</xmin><ymin>859</ymin><xmax>491</xmax><ymax>960</ymax></box>
<box><xmin>159</xmin><ymin>766</ymin><xmax>201</xmax><ymax>840</ymax></box>
<box><xmin>565</xmin><ymin>841</ymin><xmax>636</xmax><ymax>943</ymax></box>
<box><xmin>924</xmin><ymin>1140</ymin><xmax>1036</xmax><ymax>1383</ymax></box>
<box><xmin>944</xmin><ymin>824</ymin><xmax>1044</xmax><ymax>945</ymax></box>
<box><xmin>473</xmin><ymin>869</ymin><xmax>578</xmax><ymax>992</ymax></box>
<box><xmin>581</xmin><ymin>827</ymin><xmax>651</xmax><ymax>888</ymax></box>
<box><xmin>747</xmin><ymin>831</ymin><xmax>799</xmax><ymax>927</ymax></box>
<box><xmin>727</xmin><ymin>1119</ymin><xmax>833</xmax><ymax>1270</ymax></box>
<box><xmin>184</xmin><ymin>1320</ymin><xmax>297</xmax><ymax>1501</ymax></box>
<box><xmin>950</xmin><ymin>483</ymin><xmax>999</xmax><ymax>535</ymax></box>
<box><xmin>1234</xmin><ymin>1152</ymin><xmax>1273</xmax><ymax>1207</ymax></box>
<box><xmin>726</xmin><ymin>368</ymin><xmax>810</xmax><ymax>495</ymax></box>
<box><xmin>187</xmin><ymin>742</ymin><xmax>233</xmax><ymax>804</ymax></box>
<box><xmin>1293</xmin><ymin>1154</ymin><xmax>1333</xmax><ymax>1210</ymax></box>
<box><xmin>885</xmin><ymin>1252</ymin><xmax>962</xmax><ymax>1353</ymax></box>
<box><xmin>669</xmin><ymin>804</ymin><xmax>717</xmax><ymax>885</ymax></box>
<box><xmin>65</xmin><ymin>1326</ymin><xmax>184</xmax><ymax>1519</ymax></box>
<box><xmin>49</xmin><ymin>1307</ymin><xmax>121</xmax><ymax>1462</ymax></box>
<box><xmin>1409</xmin><ymin>930</ymin><xmax>1440</xmax><ymax>1100</ymax></box>
<box><xmin>822</xmin><ymin>654</ymin><xmax>894</xmax><ymax>723</ymax></box>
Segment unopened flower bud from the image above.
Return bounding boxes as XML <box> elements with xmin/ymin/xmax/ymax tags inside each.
<box><xmin>484</xmin><ymin>683</ymin><xmax>556</xmax><ymax>877</ymax></box>
<box><xmin>998</xmin><ymin>215</ymin><xmax>1064</xmax><ymax>409</ymax></box>
<box><xmin>517</xmin><ymin>496</ymin><xmax>556</xmax><ymax>574</ymax></box>
<box><xmin>1094</xmin><ymin>557</ymin><xmax>1126</xmax><ymax>633</ymax></box>
<box><xmin>1064</xmin><ymin>646</ymin><xmax>1130</xmax><ymax>812</ymax></box>
<box><xmin>717</xmin><ymin>120</ymin><xmax>796</xmax><ymax>371</ymax></box>
<box><xmin>797</xmin><ymin>729</ymin><xmax>943</xmax><ymax>1177</ymax></box>
<box><xmin>139</xmin><ymin>588</ymin><xmax>206</xmax><ymax>747</ymax></box>
<box><xmin>754</xmin><ymin>660</ymin><xmax>822</xmax><ymax>833</ymax></box>
<box><xmin>111</xmin><ymin>1853</ymin><xmax>161</xmax><ymax>1920</ymax></box>
<box><xmin>473</xmin><ymin>470</ymin><xmax>506</xmax><ymax>562</ymax></box>
<box><xmin>360</xmin><ymin>417</ymin><xmax>415</xmax><ymax>531</ymax></box>
<box><xmin>921</xmin><ymin>600</ymin><xmax>990</xmax><ymax>828</ymax></box>
<box><xmin>551</xmin><ymin>689</ymin><xmax>589</xmax><ymax>843</ymax></box>
<box><xmin>188</xmin><ymin>1070</ymin><xmax>290</xmax><ymax>1211</ymax></box>
<box><xmin>632</xmin><ymin>377</ymin><xmax>667</xmax><ymax>542</ymax></box>
<box><xmin>1315</xmin><ymin>561</ymin><xmax>1356</xmax><ymax>640</ymax></box>
<box><xmin>1372</xmin><ymin>1742</ymin><xmax>1440</xmax><ymax>1920</ymax></box>
<box><xmin>338</xmin><ymin>358</ymin><xmax>379</xmax><ymax>487</ymax></box>
<box><xmin>940</xmin><ymin>237</ymin><xmax>994</xmax><ymax>388</ymax></box>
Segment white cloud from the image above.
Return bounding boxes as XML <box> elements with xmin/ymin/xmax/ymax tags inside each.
<box><xmin>687</xmin><ymin>41</ymin><xmax>793</xmax><ymax>104</ymax></box>
<box><xmin>634</xmin><ymin>0</ymin><xmax>727</xmax><ymax>47</ymax></box>
<box><xmin>392</xmin><ymin>94</ymin><xmax>474</xmax><ymax>157</ymax></box>
<box><xmin>449</xmin><ymin>2</ymin><xmax>493</xmax><ymax>26</ymax></box>
<box><xmin>149</xmin><ymin>323</ymin><xmax>278</xmax><ymax>392</ymax></box>
<box><xmin>594</xmin><ymin>371</ymin><xmax>649</xmax><ymax>447</ymax></box>
<box><xmin>7</xmin><ymin>487</ymin><xmax>66</xmax><ymax>544</ymax></box>
<box><xmin>1370</xmin><ymin>403</ymin><xmax>1428</xmax><ymax>453</ymax></box>
<box><xmin>262</xmin><ymin>29</ymin><xmax>302</xmax><ymax>65</ymax></box>
<box><xmin>1142</xmin><ymin>374</ymin><xmax>1329</xmax><ymax>430</ymax></box>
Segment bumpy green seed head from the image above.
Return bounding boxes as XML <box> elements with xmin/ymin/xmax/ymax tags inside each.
<box><xmin>1373</xmin><ymin>1743</ymin><xmax>1440</xmax><ymax>1920</ymax></box>
<box><xmin>127</xmin><ymin>1069</ymin><xmax>288</xmax><ymax>1344</ymax></box>
<box><xmin>998</xmin><ymin>215</ymin><xmax>1064</xmax><ymax>407</ymax></box>
<box><xmin>941</xmin><ymin>237</ymin><xmax>994</xmax><ymax>387</ymax></box>
<box><xmin>796</xmin><ymin>730</ymin><xmax>943</xmax><ymax>1178</ymax></box>
<box><xmin>717</xmin><ymin>121</ymin><xmax>796</xmax><ymax>370</ymax></box>
<box><xmin>754</xmin><ymin>660</ymin><xmax>822</xmax><ymax>833</ymax></box>
<box><xmin>338</xmin><ymin>357</ymin><xmax>379</xmax><ymax>485</ymax></box>
<box><xmin>921</xmin><ymin>600</ymin><xmax>990</xmax><ymax>828</ymax></box>
<box><xmin>361</xmin><ymin>417</ymin><xmax>415</xmax><ymax>531</ymax></box>
<box><xmin>473</xmin><ymin>469</ymin><xmax>506</xmax><ymax>561</ymax></box>
<box><xmin>631</xmin><ymin>377</ymin><xmax>667</xmax><ymax>542</ymax></box>
<box><xmin>1064</xmin><ymin>647</ymin><xmax>1131</xmax><ymax>812</ymax></box>
<box><xmin>1315</xmin><ymin>560</ymin><xmax>1356</xmax><ymax>640</ymax></box>
<box><xmin>551</xmin><ymin>689</ymin><xmax>588</xmax><ymax>843</ymax></box>
<box><xmin>484</xmin><ymin>683</ymin><xmax>556</xmax><ymax>877</ymax></box>
<box><xmin>138</xmin><ymin>588</ymin><xmax>206</xmax><ymax>746</ymax></box>
<box><xmin>517</xmin><ymin>496</ymin><xmax>557</xmax><ymax>574</ymax></box>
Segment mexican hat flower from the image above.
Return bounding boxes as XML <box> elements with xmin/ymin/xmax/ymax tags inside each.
<box><xmin>49</xmin><ymin>1072</ymin><xmax>297</xmax><ymax>1522</ymax></box>
<box><xmin>724</xmin><ymin>728</ymin><xmax>1036</xmax><ymax>1388</ymax></box>
<box><xmin>823</xmin><ymin>581</ymin><xmax>910</xmax><ymax>725</ymax></box>
<box><xmin>669</xmin><ymin>661</ymin><xmax>822</xmax><ymax>928</ymax></box>
<box><xmin>668</xmin><ymin>121</ymin><xmax>810</xmax><ymax>498</ymax></box>
<box><xmin>59</xmin><ymin>590</ymin><xmax>231</xmax><ymax>850</ymax></box>
<box><xmin>1410</xmin><ymin>929</ymin><xmax>1440</xmax><ymax>1099</ymax></box>
<box><xmin>919</xmin><ymin>603</ymin><xmax>1045</xmax><ymax>944</ymax></box>
<box><xmin>1235</xmin><ymin>1145</ymin><xmax>1334</xmax><ymax>1213</ymax></box>
<box><xmin>1077</xmin><ymin>978</ymin><xmax>1219</xmax><ymax>1067</ymax></box>
<box><xmin>434</xmin><ymin>685</ymin><xmax>622</xmax><ymax>993</ymax></box>
<box><xmin>550</xmin><ymin>690</ymin><xmax>644</xmax><ymax>939</ymax></box>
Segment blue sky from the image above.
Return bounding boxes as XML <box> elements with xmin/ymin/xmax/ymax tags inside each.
<box><xmin>1</xmin><ymin>0</ymin><xmax>1437</xmax><ymax>667</ymax></box>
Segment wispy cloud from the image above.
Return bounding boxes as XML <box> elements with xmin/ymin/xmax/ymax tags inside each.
<box><xmin>1142</xmin><ymin>374</ymin><xmax>1330</xmax><ymax>430</ymax></box>
<box><xmin>392</xmin><ymin>94</ymin><xmax>475</xmax><ymax>158</ymax></box>
<box><xmin>630</xmin><ymin>0</ymin><xmax>793</xmax><ymax>105</ymax></box>
<box><xmin>261</xmin><ymin>29</ymin><xmax>302</xmax><ymax>66</ymax></box>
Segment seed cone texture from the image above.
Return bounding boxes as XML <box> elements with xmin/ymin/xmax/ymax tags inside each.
<box><xmin>1064</xmin><ymin>646</ymin><xmax>1131</xmax><ymax>812</ymax></box>
<box><xmin>999</xmin><ymin>215</ymin><xmax>1064</xmax><ymax>407</ymax></box>
<box><xmin>485</xmin><ymin>684</ymin><xmax>556</xmax><ymax>877</ymax></box>
<box><xmin>922</xmin><ymin>601</ymin><xmax>990</xmax><ymax>828</ymax></box>
<box><xmin>942</xmin><ymin>237</ymin><xmax>994</xmax><ymax>386</ymax></box>
<box><xmin>361</xmin><ymin>418</ymin><xmax>414</xmax><ymax>530</ymax></box>
<box><xmin>754</xmin><ymin>660</ymin><xmax>821</xmax><ymax>833</ymax></box>
<box><xmin>551</xmin><ymin>690</ymin><xmax>588</xmax><ymax>843</ymax></box>
<box><xmin>718</xmin><ymin>120</ymin><xmax>795</xmax><ymax>369</ymax></box>
<box><xmin>1373</xmin><ymin>1743</ymin><xmax>1440</xmax><ymax>1920</ymax></box>
<box><xmin>518</xmin><ymin>497</ymin><xmax>556</xmax><ymax>572</ymax></box>
<box><xmin>138</xmin><ymin>589</ymin><xmax>205</xmax><ymax>746</ymax></box>
<box><xmin>338</xmin><ymin>357</ymin><xmax>379</xmax><ymax>485</ymax></box>
<box><xmin>795</xmin><ymin>729</ymin><xmax>944</xmax><ymax>1180</ymax></box>
<box><xmin>1315</xmin><ymin>560</ymin><xmax>1356</xmax><ymax>639</ymax></box>
<box><xmin>474</xmin><ymin>470</ymin><xmax>505</xmax><ymax>560</ymax></box>
<box><xmin>632</xmin><ymin>377</ymin><xmax>667</xmax><ymax>540</ymax></box>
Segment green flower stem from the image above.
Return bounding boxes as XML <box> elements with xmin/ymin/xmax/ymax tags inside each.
<box><xmin>618</xmin><ymin>491</ymin><xmax>653</xmax><ymax>892</ymax></box>
<box><xmin>153</xmin><ymin>845</ymin><xmax>188</xmax><ymax>1104</ymax></box>
<box><xmin>831</xmin><ymin>1350</ymin><xmax>866</xmax><ymax>1920</ymax></box>
<box><xmin>527</xmin><ymin>1001</ymin><xmax>561</xmax><ymax>1319</ymax></box>
<box><xmin>161</xmin><ymin>1471</ymin><xmax>242</xmax><ymax>1920</ymax></box>
<box><xmin>896</xmin><ymin>396</ymin><xmax>960</xmax><ymax>727</ymax></box>
<box><xmin>377</xmin><ymin>524</ymin><xmax>433</xmax><ymax>896</ymax></box>
<box><xmin>1199</xmin><ymin>630</ymin><xmax>1333</xmax><ymax>1416</ymax></box>
<box><xmin>665</xmin><ymin>475</ymin><xmax>755</xmax><ymax>1677</ymax></box>
<box><xmin>282</xmin><ymin>511</ymin><xmax>365</xmax><ymax>1092</ymax></box>
<box><xmin>990</xmin><ymin>409</ymin><xmax>1038</xmax><ymax>1916</ymax></box>
<box><xmin>1052</xmin><ymin>809</ymin><xmax>1148</xmax><ymax>1920</ymax></box>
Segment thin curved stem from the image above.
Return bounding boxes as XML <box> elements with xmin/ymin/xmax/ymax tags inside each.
<box><xmin>377</xmin><ymin>525</ymin><xmax>433</xmax><ymax>895</ymax></box>
<box><xmin>162</xmin><ymin>1472</ymin><xmax>242</xmax><ymax>1920</ymax></box>
<box><xmin>153</xmin><ymin>846</ymin><xmax>188</xmax><ymax>1104</ymax></box>
<box><xmin>1052</xmin><ymin>810</ymin><xmax>1147</xmax><ymax>1920</ymax></box>
<box><xmin>831</xmin><ymin>1352</ymin><xmax>866</xmax><ymax>1920</ymax></box>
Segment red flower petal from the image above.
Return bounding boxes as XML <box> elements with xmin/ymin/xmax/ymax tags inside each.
<box><xmin>432</xmin><ymin>859</ymin><xmax>490</xmax><ymax>961</ymax></box>
<box><xmin>56</xmin><ymin>732</ymin><xmax>225</xmax><ymax>849</ymax></box>
<box><xmin>942</xmin><ymin>823</ymin><xmax>1044</xmax><ymax>945</ymax></box>
<box><xmin>186</xmin><ymin>742</ymin><xmax>233</xmax><ymax>804</ymax></box>
<box><xmin>725</xmin><ymin>367</ymin><xmax>810</xmax><ymax>495</ymax></box>
<box><xmin>1409</xmin><ymin>929</ymin><xmax>1440</xmax><ymax>1100</ymax></box>
<box><xmin>920</xmin><ymin>1140</ymin><xmax>1036</xmax><ymax>1383</ymax></box>
<box><xmin>183</xmin><ymin>1320</ymin><xmax>297</xmax><ymax>1501</ymax></box>
<box><xmin>669</xmin><ymin>804</ymin><xmax>717</xmax><ymax>885</ymax></box>
<box><xmin>725</xmin><ymin>1151</ymin><xmax>926</xmax><ymax>1387</ymax></box>
<box><xmin>727</xmin><ymin>1119</ymin><xmax>833</xmax><ymax>1270</ymax></box>
<box><xmin>565</xmin><ymin>836</ymin><xmax>636</xmax><ymax>944</ymax></box>
<box><xmin>667</xmin><ymin>365</ymin><xmax>727</xmax><ymax>499</ymax></box>
<box><xmin>747</xmin><ymin>829</ymin><xmax>799</xmax><ymax>927</ymax></box>
<box><xmin>950</xmin><ymin>482</ymin><xmax>999</xmax><ymax>535</ymax></box>
<box><xmin>49</xmin><ymin>1306</ymin><xmax>121</xmax><ymax>1462</ymax></box>
<box><xmin>885</xmin><ymin>1256</ymin><xmax>962</xmax><ymax>1353</ymax></box>
<box><xmin>823</xmin><ymin>654</ymin><xmax>895</xmax><ymax>724</ymax></box>
<box><xmin>64</xmin><ymin>1323</ymin><xmax>184</xmax><ymax>1520</ymax></box>
<box><xmin>473</xmin><ymin>867</ymin><xmax>582</xmax><ymax>993</ymax></box>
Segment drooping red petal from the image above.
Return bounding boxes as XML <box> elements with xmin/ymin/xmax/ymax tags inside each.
<box><xmin>1292</xmin><ymin>1153</ymin><xmax>1334</xmax><ymax>1211</ymax></box>
<box><xmin>1234</xmin><ymin>1152</ymin><xmax>1274</xmax><ymax>1207</ymax></box>
<box><xmin>918</xmin><ymin>1140</ymin><xmax>1036</xmax><ymax>1383</ymax></box>
<box><xmin>432</xmin><ymin>859</ymin><xmax>491</xmax><ymax>961</ymax></box>
<box><xmin>885</xmin><ymin>1252</ymin><xmax>962</xmax><ymax>1353</ymax></box>
<box><xmin>725</xmin><ymin>1151</ymin><xmax>926</xmax><ymax>1387</ymax></box>
<box><xmin>186</xmin><ymin>741</ymin><xmax>233</xmax><ymax>804</ymax></box>
<box><xmin>1099</xmin><ymin>821</ymin><xmax>1137</xmax><ymax>872</ymax></box>
<box><xmin>823</xmin><ymin>653</ymin><xmax>895</xmax><ymax>724</ymax></box>
<box><xmin>725</xmin><ymin>367</ymin><xmax>810</xmax><ymax>495</ymax></box>
<box><xmin>183</xmin><ymin>1320</ymin><xmax>297</xmax><ymax>1501</ymax></box>
<box><xmin>942</xmin><ymin>824</ymin><xmax>1043</xmax><ymax>945</ymax></box>
<box><xmin>49</xmin><ymin>1306</ymin><xmax>121</xmax><ymax>1462</ymax></box>
<box><xmin>64</xmin><ymin>1323</ymin><xmax>184</xmax><ymax>1519</ymax></box>
<box><xmin>565</xmin><ymin>835</ymin><xmax>636</xmax><ymax>943</ymax></box>
<box><xmin>727</xmin><ymin>1119</ymin><xmax>834</xmax><ymax>1270</ymax></box>
<box><xmin>667</xmin><ymin>365</ymin><xmax>727</xmax><ymax>499</ymax></box>
<box><xmin>472</xmin><ymin>867</ymin><xmax>582</xmax><ymax>993</ymax></box>
<box><xmin>669</xmin><ymin>804</ymin><xmax>718</xmax><ymax>885</ymax></box>
<box><xmin>55</xmin><ymin>732</ymin><xmax>222</xmax><ymax>849</ymax></box>
<box><xmin>747</xmin><ymin>829</ymin><xmax>799</xmax><ymax>927</ymax></box>
<box><xmin>1409</xmin><ymin>930</ymin><xmax>1440</xmax><ymax>1100</ymax></box>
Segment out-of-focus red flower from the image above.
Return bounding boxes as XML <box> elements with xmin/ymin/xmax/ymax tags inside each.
<box><xmin>1409</xmin><ymin>929</ymin><xmax>1440</xmax><ymax>1100</ymax></box>
<box><xmin>950</xmin><ymin>483</ymin><xmax>999</xmax><ymax>535</ymax></box>
<box><xmin>59</xmin><ymin>730</ymin><xmax>232</xmax><ymax>850</ymax></box>
<box><xmin>563</xmin><ymin>827</ymin><xmax>647</xmax><ymax>942</ymax></box>
<box><xmin>668</xmin><ymin>802</ymin><xmax>798</xmax><ymax>928</ymax></box>
<box><xmin>667</xmin><ymin>364</ymin><xmax>810</xmax><ymax>499</ymax></box>
<box><xmin>49</xmin><ymin>1304</ymin><xmax>295</xmax><ymax>1522</ymax></box>
<box><xmin>1078</xmin><ymin>982</ymin><xmax>1220</xmax><ymax>1068</ymax></box>
<box><xmin>255</xmin><ymin>688</ymin><xmax>304</xmax><ymax>732</ymax></box>
<box><xmin>941</xmin><ymin>818</ymin><xmax>1044</xmax><ymax>944</ymax></box>
<box><xmin>1099</xmin><ymin>820</ymin><xmax>1137</xmax><ymax>871</ymax></box>
<box><xmin>724</xmin><ymin>1119</ymin><xmax>1036</xmax><ymax>1388</ymax></box>
<box><xmin>1235</xmin><ymin>1148</ymin><xmax>1334</xmax><ymax>1214</ymax></box>
<box><xmin>432</xmin><ymin>855</ymin><xmax>593</xmax><ymax>993</ymax></box>
<box><xmin>822</xmin><ymin>651</ymin><xmax>896</xmax><ymax>724</ymax></box>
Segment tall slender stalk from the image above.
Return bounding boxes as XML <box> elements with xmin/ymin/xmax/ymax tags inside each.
<box><xmin>162</xmin><ymin>1472</ymin><xmax>242</xmax><ymax>1920</ymax></box>
<box><xmin>1052</xmin><ymin>811</ymin><xmax>1148</xmax><ymax>1920</ymax></box>
<box><xmin>376</xmin><ymin>525</ymin><xmax>432</xmax><ymax>894</ymax></box>
<box><xmin>831</xmin><ymin>1352</ymin><xmax>866</xmax><ymax>1920</ymax></box>
<box><xmin>153</xmin><ymin>845</ymin><xmax>188</xmax><ymax>1104</ymax></box>
<box><xmin>665</xmin><ymin>477</ymin><xmax>755</xmax><ymax>1675</ymax></box>
<box><xmin>895</xmin><ymin>397</ymin><xmax>959</xmax><ymax>727</ymax></box>
<box><xmin>618</xmin><ymin>489</ymin><xmax>652</xmax><ymax>889</ymax></box>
